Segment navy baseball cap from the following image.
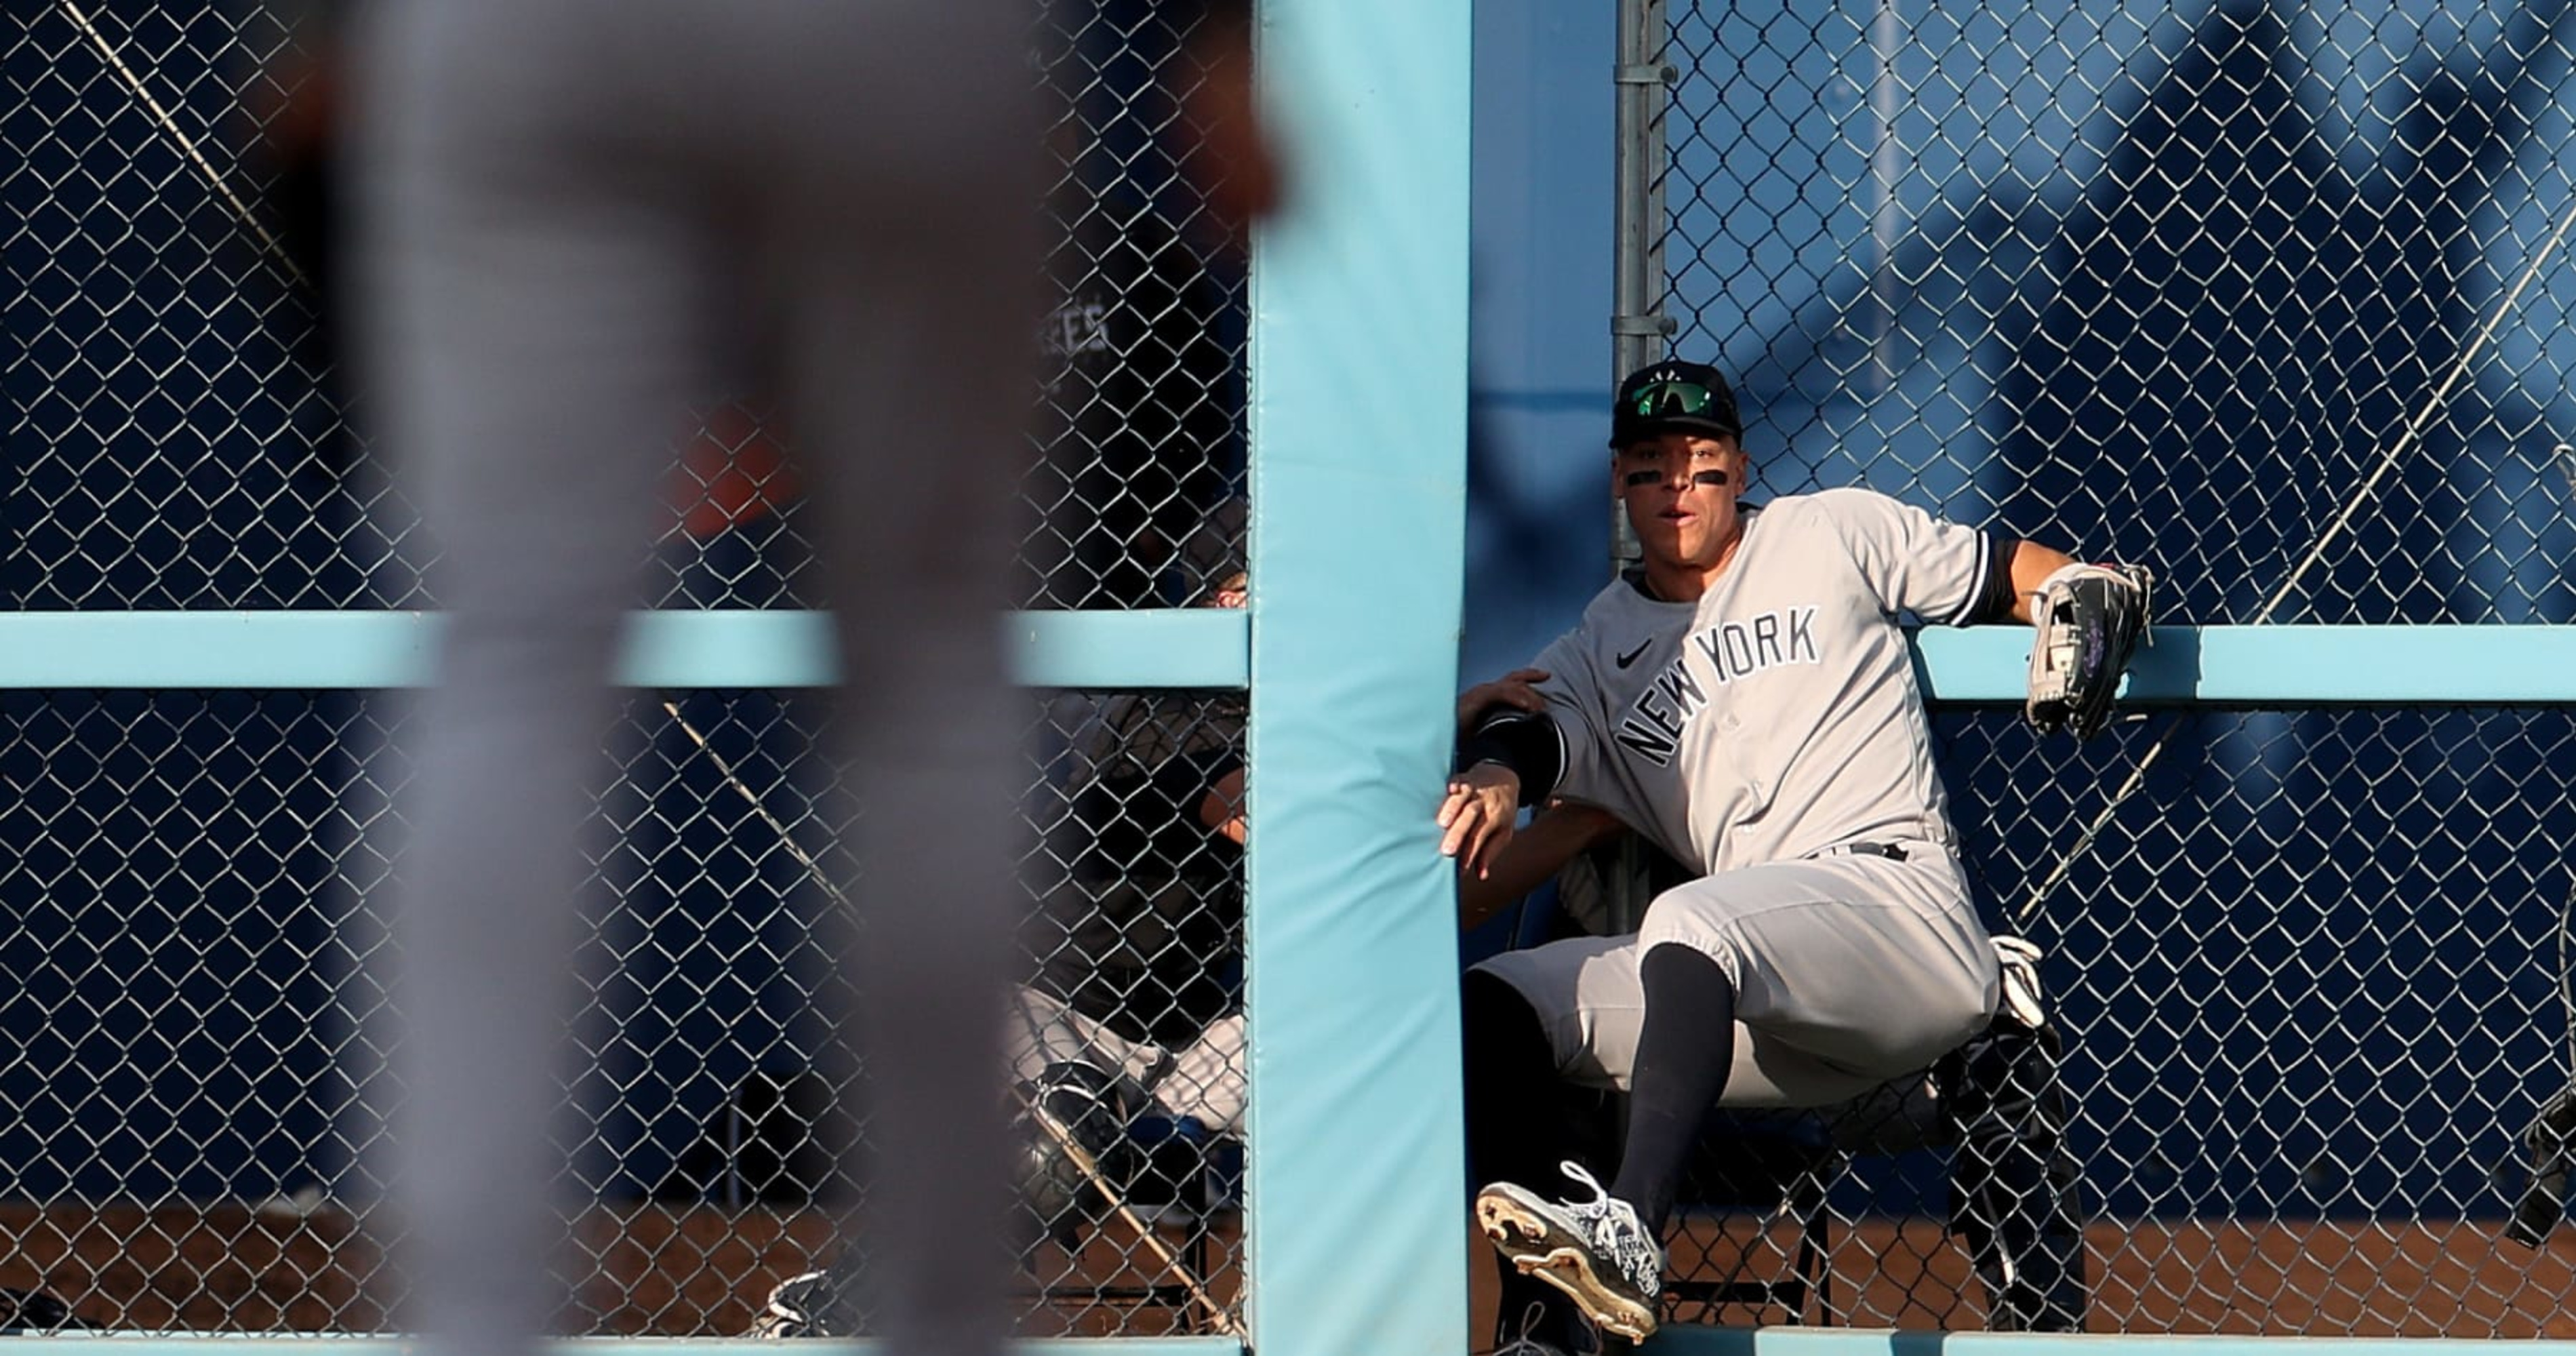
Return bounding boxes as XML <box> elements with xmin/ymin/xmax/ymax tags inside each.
<box><xmin>1611</xmin><ymin>359</ymin><xmax>1743</xmax><ymax>447</ymax></box>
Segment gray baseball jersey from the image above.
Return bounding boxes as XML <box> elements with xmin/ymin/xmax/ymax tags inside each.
<box><xmin>1474</xmin><ymin>487</ymin><xmax>2005</xmax><ymax>1104</ymax></box>
<box><xmin>1531</xmin><ymin>487</ymin><xmax>1988</xmax><ymax>874</ymax></box>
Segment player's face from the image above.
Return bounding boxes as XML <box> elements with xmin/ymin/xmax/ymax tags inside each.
<box><xmin>1615</xmin><ymin>432</ymin><xmax>1746</xmax><ymax>570</ymax></box>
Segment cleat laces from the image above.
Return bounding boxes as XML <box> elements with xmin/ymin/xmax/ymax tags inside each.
<box><xmin>1552</xmin><ymin>1161</ymin><xmax>1662</xmax><ymax>1298</ymax></box>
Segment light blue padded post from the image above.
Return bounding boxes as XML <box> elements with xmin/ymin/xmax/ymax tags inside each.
<box><xmin>1240</xmin><ymin>0</ymin><xmax>1474</xmax><ymax>1348</ymax></box>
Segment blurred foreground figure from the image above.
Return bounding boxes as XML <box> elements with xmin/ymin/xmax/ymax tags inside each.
<box><xmin>347</xmin><ymin>3</ymin><xmax>1043</xmax><ymax>1355</ymax></box>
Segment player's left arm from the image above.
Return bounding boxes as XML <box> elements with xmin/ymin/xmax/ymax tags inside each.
<box><xmin>1824</xmin><ymin>489</ymin><xmax>2153</xmax><ymax>738</ymax></box>
<box><xmin>1999</xmin><ymin>540</ymin><xmax>2080</xmax><ymax>624</ymax></box>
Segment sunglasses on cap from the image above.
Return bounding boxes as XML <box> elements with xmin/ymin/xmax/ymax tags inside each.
<box><xmin>1628</xmin><ymin>380</ymin><xmax>1726</xmax><ymax>420</ymax></box>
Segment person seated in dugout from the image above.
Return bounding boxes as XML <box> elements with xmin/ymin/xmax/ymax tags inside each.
<box><xmin>743</xmin><ymin>570</ymin><xmax>1250</xmax><ymax>1338</ymax></box>
<box><xmin>1005</xmin><ymin>568</ymin><xmax>1251</xmax><ymax>1237</ymax></box>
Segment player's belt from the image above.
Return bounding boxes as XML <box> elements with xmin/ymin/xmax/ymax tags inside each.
<box><xmin>1809</xmin><ymin>840</ymin><xmax>1908</xmax><ymax>862</ymax></box>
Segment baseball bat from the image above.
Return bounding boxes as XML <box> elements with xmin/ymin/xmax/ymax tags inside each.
<box><xmin>1022</xmin><ymin>1096</ymin><xmax>1241</xmax><ymax>1336</ymax></box>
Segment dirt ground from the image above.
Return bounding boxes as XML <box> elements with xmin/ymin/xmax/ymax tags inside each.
<box><xmin>0</xmin><ymin>1200</ymin><xmax>1235</xmax><ymax>1338</ymax></box>
<box><xmin>1630</xmin><ymin>1214</ymin><xmax>2576</xmax><ymax>1338</ymax></box>
<box><xmin>6</xmin><ymin>1201</ymin><xmax>2574</xmax><ymax>1340</ymax></box>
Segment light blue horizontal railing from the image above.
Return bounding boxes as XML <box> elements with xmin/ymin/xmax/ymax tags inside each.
<box><xmin>1910</xmin><ymin>624</ymin><xmax>2576</xmax><ymax>704</ymax></box>
<box><xmin>7</xmin><ymin>1321</ymin><xmax>2569</xmax><ymax>1351</ymax></box>
<box><xmin>1</xmin><ymin>615</ymin><xmax>2569</xmax><ymax>702</ymax></box>
<box><xmin>0</xmin><ymin>610</ymin><xmax>1248</xmax><ymax>691</ymax></box>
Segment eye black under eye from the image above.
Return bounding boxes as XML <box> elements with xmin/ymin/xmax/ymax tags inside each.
<box><xmin>1624</xmin><ymin>467</ymin><xmax>1730</xmax><ymax>488</ymax></box>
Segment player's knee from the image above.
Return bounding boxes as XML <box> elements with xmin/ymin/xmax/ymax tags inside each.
<box><xmin>1911</xmin><ymin>971</ymin><xmax>1994</xmax><ymax>1064</ymax></box>
<box><xmin>1634</xmin><ymin>911</ymin><xmax>1747</xmax><ymax>990</ymax></box>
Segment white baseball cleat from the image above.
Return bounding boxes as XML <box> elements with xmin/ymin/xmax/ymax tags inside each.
<box><xmin>1475</xmin><ymin>1161</ymin><xmax>1664</xmax><ymax>1342</ymax></box>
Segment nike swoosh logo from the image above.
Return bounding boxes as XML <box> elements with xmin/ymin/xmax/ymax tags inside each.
<box><xmin>1615</xmin><ymin>639</ymin><xmax>1653</xmax><ymax>669</ymax></box>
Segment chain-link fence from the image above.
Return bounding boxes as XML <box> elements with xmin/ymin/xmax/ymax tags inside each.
<box><xmin>35</xmin><ymin>0</ymin><xmax>2576</xmax><ymax>1340</ymax></box>
<box><xmin>1622</xmin><ymin>0</ymin><xmax>2576</xmax><ymax>1335</ymax></box>
<box><xmin>4</xmin><ymin>0</ymin><xmax>1249</xmax><ymax>1336</ymax></box>
<box><xmin>0</xmin><ymin>689</ymin><xmax>1249</xmax><ymax>1336</ymax></box>
<box><xmin>6</xmin><ymin>0</ymin><xmax>1245</xmax><ymax>614</ymax></box>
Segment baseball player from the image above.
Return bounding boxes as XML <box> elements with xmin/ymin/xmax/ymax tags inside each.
<box><xmin>343</xmin><ymin>3</ymin><xmax>1274</xmax><ymax>1354</ymax></box>
<box><xmin>1440</xmin><ymin>359</ymin><xmax>2147</xmax><ymax>1350</ymax></box>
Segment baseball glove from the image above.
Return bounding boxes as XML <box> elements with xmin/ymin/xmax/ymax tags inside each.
<box><xmin>2024</xmin><ymin>562</ymin><xmax>2152</xmax><ymax>740</ymax></box>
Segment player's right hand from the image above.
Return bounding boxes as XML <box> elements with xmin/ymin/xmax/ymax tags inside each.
<box><xmin>1437</xmin><ymin>761</ymin><xmax>1522</xmax><ymax>879</ymax></box>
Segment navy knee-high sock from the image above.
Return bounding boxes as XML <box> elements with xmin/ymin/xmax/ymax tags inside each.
<box><xmin>1610</xmin><ymin>944</ymin><xmax>1738</xmax><ymax>1233</ymax></box>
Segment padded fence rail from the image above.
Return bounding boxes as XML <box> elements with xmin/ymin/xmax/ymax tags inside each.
<box><xmin>1620</xmin><ymin>0</ymin><xmax>2576</xmax><ymax>1341</ymax></box>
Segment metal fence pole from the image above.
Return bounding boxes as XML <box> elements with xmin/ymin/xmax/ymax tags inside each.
<box><xmin>1611</xmin><ymin>0</ymin><xmax>1673</xmax><ymax>508</ymax></box>
<box><xmin>1605</xmin><ymin>0</ymin><xmax>1670</xmax><ymax>936</ymax></box>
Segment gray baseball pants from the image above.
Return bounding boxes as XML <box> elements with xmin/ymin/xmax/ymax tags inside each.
<box><xmin>351</xmin><ymin>4</ymin><xmax>1037</xmax><ymax>1355</ymax></box>
<box><xmin>1008</xmin><ymin>989</ymin><xmax>1247</xmax><ymax>1136</ymax></box>
<box><xmin>1474</xmin><ymin>843</ymin><xmax>2000</xmax><ymax>1105</ymax></box>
